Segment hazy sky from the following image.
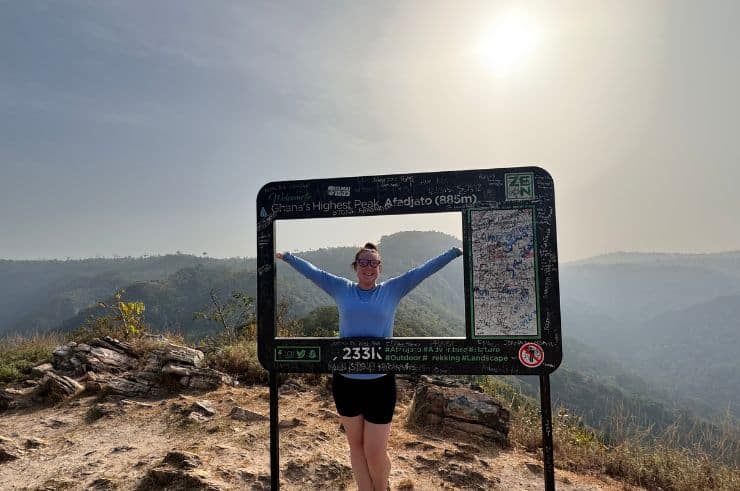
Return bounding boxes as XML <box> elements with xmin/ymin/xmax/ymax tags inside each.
<box><xmin>1</xmin><ymin>1</ymin><xmax>738</xmax><ymax>262</ymax></box>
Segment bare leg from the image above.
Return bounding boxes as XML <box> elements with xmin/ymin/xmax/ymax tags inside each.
<box><xmin>363</xmin><ymin>421</ymin><xmax>392</xmax><ymax>491</ymax></box>
<box><xmin>340</xmin><ymin>415</ymin><xmax>373</xmax><ymax>491</ymax></box>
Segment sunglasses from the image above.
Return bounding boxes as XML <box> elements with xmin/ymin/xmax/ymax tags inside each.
<box><xmin>357</xmin><ymin>259</ymin><xmax>381</xmax><ymax>268</ymax></box>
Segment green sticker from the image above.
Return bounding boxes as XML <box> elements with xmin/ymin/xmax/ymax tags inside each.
<box><xmin>274</xmin><ymin>346</ymin><xmax>321</xmax><ymax>362</ymax></box>
<box><xmin>505</xmin><ymin>173</ymin><xmax>535</xmax><ymax>200</ymax></box>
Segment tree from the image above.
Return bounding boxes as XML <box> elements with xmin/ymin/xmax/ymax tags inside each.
<box><xmin>193</xmin><ymin>289</ymin><xmax>255</xmax><ymax>344</ymax></box>
<box><xmin>76</xmin><ymin>289</ymin><xmax>148</xmax><ymax>341</ymax></box>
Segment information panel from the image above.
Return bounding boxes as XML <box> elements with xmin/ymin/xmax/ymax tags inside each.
<box><xmin>469</xmin><ymin>208</ymin><xmax>539</xmax><ymax>338</ymax></box>
<box><xmin>257</xmin><ymin>167</ymin><xmax>561</xmax><ymax>375</ymax></box>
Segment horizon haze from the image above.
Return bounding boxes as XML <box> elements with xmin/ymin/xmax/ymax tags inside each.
<box><xmin>1</xmin><ymin>1</ymin><xmax>738</xmax><ymax>262</ymax></box>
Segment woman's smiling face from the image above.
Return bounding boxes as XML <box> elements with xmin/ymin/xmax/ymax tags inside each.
<box><xmin>354</xmin><ymin>250</ymin><xmax>382</xmax><ymax>289</ymax></box>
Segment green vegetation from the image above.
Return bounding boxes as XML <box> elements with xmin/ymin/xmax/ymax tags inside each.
<box><xmin>71</xmin><ymin>289</ymin><xmax>149</xmax><ymax>342</ymax></box>
<box><xmin>0</xmin><ymin>332</ymin><xmax>62</xmax><ymax>383</ymax></box>
<box><xmin>481</xmin><ymin>376</ymin><xmax>740</xmax><ymax>491</ymax></box>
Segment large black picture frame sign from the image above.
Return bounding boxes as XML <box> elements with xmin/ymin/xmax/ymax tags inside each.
<box><xmin>257</xmin><ymin>166</ymin><xmax>562</xmax><ymax>490</ymax></box>
<box><xmin>257</xmin><ymin>166</ymin><xmax>562</xmax><ymax>375</ymax></box>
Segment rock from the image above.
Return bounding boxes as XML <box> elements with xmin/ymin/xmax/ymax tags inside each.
<box><xmin>90</xmin><ymin>336</ymin><xmax>139</xmax><ymax>358</ymax></box>
<box><xmin>75</xmin><ymin>344</ymin><xmax>138</xmax><ymax>373</ymax></box>
<box><xmin>102</xmin><ymin>375</ymin><xmax>153</xmax><ymax>398</ymax></box>
<box><xmin>34</xmin><ymin>372</ymin><xmax>84</xmax><ymax>404</ymax></box>
<box><xmin>162</xmin><ymin>343</ymin><xmax>205</xmax><ymax>368</ymax></box>
<box><xmin>31</xmin><ymin>363</ymin><xmax>54</xmax><ymax>377</ymax></box>
<box><xmin>180</xmin><ymin>368</ymin><xmax>233</xmax><ymax>390</ymax></box>
<box><xmin>408</xmin><ymin>381</ymin><xmax>510</xmax><ymax>445</ymax></box>
<box><xmin>191</xmin><ymin>401</ymin><xmax>216</xmax><ymax>416</ymax></box>
<box><xmin>445</xmin><ymin>419</ymin><xmax>508</xmax><ymax>443</ymax></box>
<box><xmin>525</xmin><ymin>462</ymin><xmax>544</xmax><ymax>474</ymax></box>
<box><xmin>1</xmin><ymin>387</ymin><xmax>35</xmax><ymax>411</ymax></box>
<box><xmin>139</xmin><ymin>351</ymin><xmax>165</xmax><ymax>378</ymax></box>
<box><xmin>162</xmin><ymin>362</ymin><xmax>191</xmax><ymax>377</ymax></box>
<box><xmin>230</xmin><ymin>407</ymin><xmax>268</xmax><ymax>423</ymax></box>
<box><xmin>163</xmin><ymin>451</ymin><xmax>201</xmax><ymax>469</ymax></box>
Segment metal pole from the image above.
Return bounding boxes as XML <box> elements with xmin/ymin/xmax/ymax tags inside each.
<box><xmin>539</xmin><ymin>374</ymin><xmax>556</xmax><ymax>491</ymax></box>
<box><xmin>270</xmin><ymin>370</ymin><xmax>280</xmax><ymax>490</ymax></box>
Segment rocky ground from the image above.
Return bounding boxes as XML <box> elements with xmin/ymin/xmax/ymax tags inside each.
<box><xmin>0</xmin><ymin>337</ymin><xmax>641</xmax><ymax>490</ymax></box>
<box><xmin>0</xmin><ymin>378</ymin><xmax>637</xmax><ymax>490</ymax></box>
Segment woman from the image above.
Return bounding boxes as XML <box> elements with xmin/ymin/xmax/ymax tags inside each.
<box><xmin>276</xmin><ymin>242</ymin><xmax>462</xmax><ymax>491</ymax></box>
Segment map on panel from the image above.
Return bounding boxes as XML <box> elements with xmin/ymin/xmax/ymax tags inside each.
<box><xmin>470</xmin><ymin>208</ymin><xmax>538</xmax><ymax>337</ymax></box>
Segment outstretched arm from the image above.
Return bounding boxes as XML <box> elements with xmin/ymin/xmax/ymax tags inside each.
<box><xmin>276</xmin><ymin>252</ymin><xmax>348</xmax><ymax>297</ymax></box>
<box><xmin>386</xmin><ymin>247</ymin><xmax>463</xmax><ymax>298</ymax></box>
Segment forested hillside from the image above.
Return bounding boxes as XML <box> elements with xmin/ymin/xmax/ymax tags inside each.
<box><xmin>0</xmin><ymin>255</ymin><xmax>255</xmax><ymax>336</ymax></box>
<box><xmin>50</xmin><ymin>231</ymin><xmax>465</xmax><ymax>340</ymax></box>
<box><xmin>2</xmin><ymin>233</ymin><xmax>738</xmax><ymax>457</ymax></box>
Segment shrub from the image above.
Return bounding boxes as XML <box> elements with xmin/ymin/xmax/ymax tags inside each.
<box><xmin>0</xmin><ymin>332</ymin><xmax>63</xmax><ymax>384</ymax></box>
<box><xmin>72</xmin><ymin>290</ymin><xmax>149</xmax><ymax>343</ymax></box>
<box><xmin>206</xmin><ymin>335</ymin><xmax>268</xmax><ymax>383</ymax></box>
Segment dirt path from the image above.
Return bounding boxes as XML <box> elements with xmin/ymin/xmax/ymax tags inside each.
<box><xmin>0</xmin><ymin>381</ymin><xmax>637</xmax><ymax>490</ymax></box>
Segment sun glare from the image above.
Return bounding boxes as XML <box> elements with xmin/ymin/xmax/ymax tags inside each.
<box><xmin>477</xmin><ymin>12</ymin><xmax>537</xmax><ymax>73</ymax></box>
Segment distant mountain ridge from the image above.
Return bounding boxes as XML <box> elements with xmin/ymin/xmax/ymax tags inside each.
<box><xmin>1</xmin><ymin>234</ymin><xmax>738</xmax><ymax>442</ymax></box>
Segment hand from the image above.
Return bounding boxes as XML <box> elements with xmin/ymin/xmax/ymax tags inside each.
<box><xmin>275</xmin><ymin>252</ymin><xmax>284</xmax><ymax>260</ymax></box>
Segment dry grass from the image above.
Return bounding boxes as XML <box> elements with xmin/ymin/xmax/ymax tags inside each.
<box><xmin>481</xmin><ymin>376</ymin><xmax>740</xmax><ymax>491</ymax></box>
<box><xmin>0</xmin><ymin>332</ymin><xmax>64</xmax><ymax>384</ymax></box>
<box><xmin>202</xmin><ymin>329</ymin><xmax>268</xmax><ymax>385</ymax></box>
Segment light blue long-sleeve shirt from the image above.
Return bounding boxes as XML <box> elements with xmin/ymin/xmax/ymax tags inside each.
<box><xmin>282</xmin><ymin>247</ymin><xmax>462</xmax><ymax>379</ymax></box>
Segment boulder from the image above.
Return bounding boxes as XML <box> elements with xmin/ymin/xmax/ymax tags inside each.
<box><xmin>1</xmin><ymin>387</ymin><xmax>35</xmax><ymax>411</ymax></box>
<box><xmin>90</xmin><ymin>336</ymin><xmax>139</xmax><ymax>358</ymax></box>
<box><xmin>102</xmin><ymin>375</ymin><xmax>155</xmax><ymax>398</ymax></box>
<box><xmin>30</xmin><ymin>363</ymin><xmax>55</xmax><ymax>377</ymax></box>
<box><xmin>34</xmin><ymin>372</ymin><xmax>84</xmax><ymax>404</ymax></box>
<box><xmin>73</xmin><ymin>344</ymin><xmax>137</xmax><ymax>374</ymax></box>
<box><xmin>162</xmin><ymin>344</ymin><xmax>204</xmax><ymax>368</ymax></box>
<box><xmin>180</xmin><ymin>368</ymin><xmax>232</xmax><ymax>390</ymax></box>
<box><xmin>408</xmin><ymin>380</ymin><xmax>510</xmax><ymax>445</ymax></box>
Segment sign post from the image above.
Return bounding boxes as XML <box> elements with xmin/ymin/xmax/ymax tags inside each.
<box><xmin>257</xmin><ymin>167</ymin><xmax>562</xmax><ymax>490</ymax></box>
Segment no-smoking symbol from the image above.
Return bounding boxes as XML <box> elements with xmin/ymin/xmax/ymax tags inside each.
<box><xmin>518</xmin><ymin>342</ymin><xmax>544</xmax><ymax>368</ymax></box>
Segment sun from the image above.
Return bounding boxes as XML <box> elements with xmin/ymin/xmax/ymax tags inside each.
<box><xmin>476</xmin><ymin>11</ymin><xmax>537</xmax><ymax>73</ymax></box>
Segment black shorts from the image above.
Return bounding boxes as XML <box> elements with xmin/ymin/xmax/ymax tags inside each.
<box><xmin>331</xmin><ymin>374</ymin><xmax>397</xmax><ymax>425</ymax></box>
